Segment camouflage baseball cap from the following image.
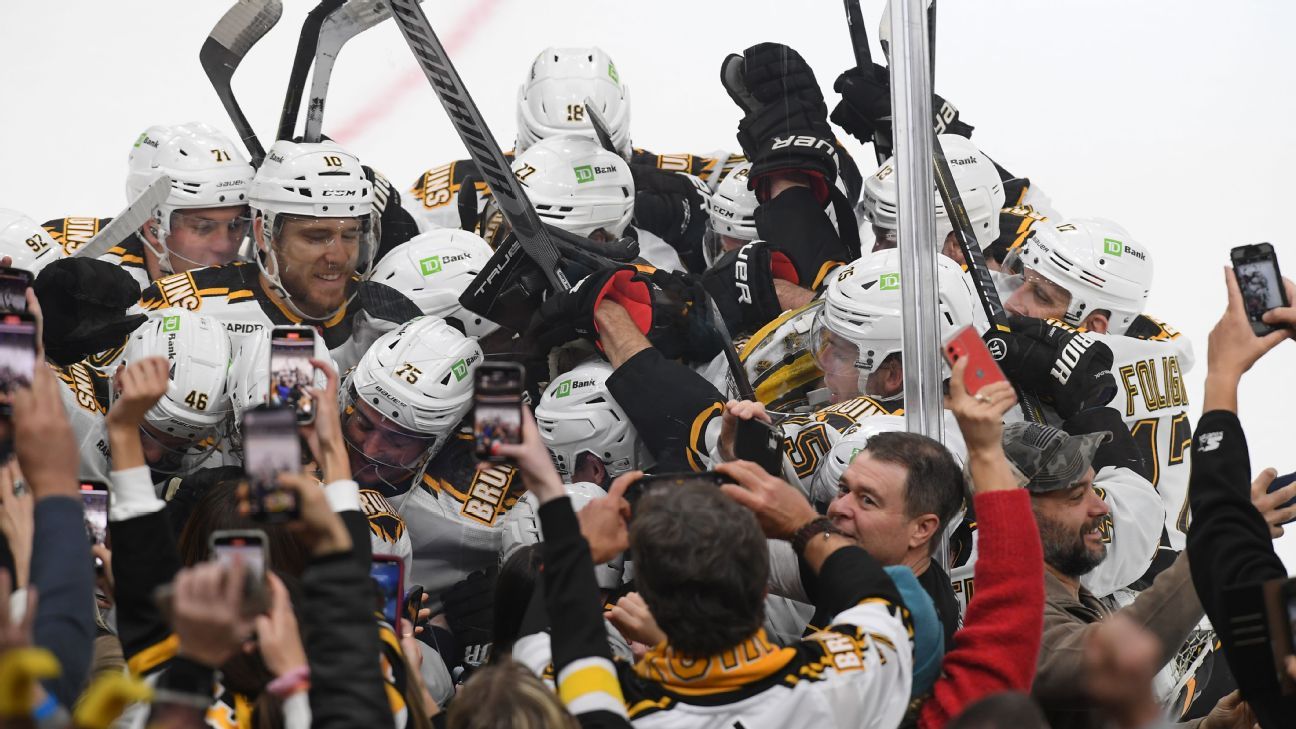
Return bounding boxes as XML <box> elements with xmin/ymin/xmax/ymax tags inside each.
<box><xmin>1001</xmin><ymin>422</ymin><xmax>1111</xmax><ymax>493</ymax></box>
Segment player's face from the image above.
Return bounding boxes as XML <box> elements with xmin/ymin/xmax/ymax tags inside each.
<box><xmin>815</xmin><ymin>330</ymin><xmax>864</xmax><ymax>403</ymax></box>
<box><xmin>870</xmin><ymin>224</ymin><xmax>898</xmax><ymax>253</ymax></box>
<box><xmin>827</xmin><ymin>453</ymin><xmax>915</xmax><ymax>565</ymax></box>
<box><xmin>1004</xmin><ymin>267</ymin><xmax>1072</xmax><ymax>321</ymax></box>
<box><xmin>1030</xmin><ymin>470</ymin><xmax>1109</xmax><ymax>578</ymax></box>
<box><xmin>166</xmin><ymin>206</ymin><xmax>251</xmax><ymax>271</ymax></box>
<box><xmin>271</xmin><ymin>215</ymin><xmax>363</xmax><ymax>318</ymax></box>
<box><xmin>343</xmin><ymin>398</ymin><xmax>435</xmax><ymax>492</ymax></box>
<box><xmin>139</xmin><ymin>421</ymin><xmax>195</xmax><ymax>473</ymax></box>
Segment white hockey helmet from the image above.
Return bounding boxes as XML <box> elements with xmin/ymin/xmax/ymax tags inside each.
<box><xmin>0</xmin><ymin>209</ymin><xmax>64</xmax><ymax>274</ymax></box>
<box><xmin>1007</xmin><ymin>217</ymin><xmax>1153</xmax><ymax>335</ymax></box>
<box><xmin>534</xmin><ymin>360</ymin><xmax>646</xmax><ymax>482</ymax></box>
<box><xmin>118</xmin><ymin>309</ymin><xmax>233</xmax><ymax>458</ymax></box>
<box><xmin>342</xmin><ymin>317</ymin><xmax>481</xmax><ymax>485</ymax></box>
<box><xmin>512</xmin><ymin>135</ymin><xmax>634</xmax><ymax>239</ymax></box>
<box><xmin>500</xmin><ymin>481</ymin><xmax>625</xmax><ymax>589</ymax></box>
<box><xmin>250</xmin><ymin>139</ymin><xmax>378</xmax><ymax>320</ymax></box>
<box><xmin>365</xmin><ymin>229</ymin><xmax>500</xmax><ymax>339</ymax></box>
<box><xmin>704</xmin><ymin>162</ymin><xmax>758</xmax><ymax>267</ymax></box>
<box><xmin>515</xmin><ymin>47</ymin><xmax>631</xmax><ymax>158</ymax></box>
<box><xmin>224</xmin><ymin>328</ymin><xmax>335</xmax><ymax>451</ymax></box>
<box><xmin>859</xmin><ymin>134</ymin><xmax>1004</xmax><ymax>252</ymax></box>
<box><xmin>809</xmin><ymin>415</ymin><xmax>908</xmax><ymax>510</ymax></box>
<box><xmin>811</xmin><ymin>249</ymin><xmax>984</xmax><ymax>397</ymax></box>
<box><xmin>126</xmin><ymin>123</ymin><xmax>255</xmax><ymax>274</ymax></box>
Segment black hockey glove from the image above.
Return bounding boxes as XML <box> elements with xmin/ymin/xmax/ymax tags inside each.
<box><xmin>831</xmin><ymin>63</ymin><xmax>974</xmax><ymax>148</ymax></box>
<box><xmin>629</xmin><ymin>165</ymin><xmax>708</xmax><ymax>262</ymax></box>
<box><xmin>756</xmin><ymin>186</ymin><xmax>849</xmax><ymax>290</ymax></box>
<box><xmin>35</xmin><ymin>258</ymin><xmax>146</xmax><ymax>366</ymax></box>
<box><xmin>702</xmin><ymin>241</ymin><xmax>793</xmax><ymax>334</ymax></box>
<box><xmin>441</xmin><ymin>570</ymin><xmax>495</xmax><ymax>668</ymax></box>
<box><xmin>721</xmin><ymin>43</ymin><xmax>836</xmax><ymax>204</ymax></box>
<box><xmin>535</xmin><ymin>266</ymin><xmax>692</xmax><ymax>357</ymax></box>
<box><xmin>646</xmin><ymin>268</ymin><xmax>727</xmax><ymax>364</ymax></box>
<box><xmin>986</xmin><ymin>316</ymin><xmax>1117</xmax><ymax>418</ymax></box>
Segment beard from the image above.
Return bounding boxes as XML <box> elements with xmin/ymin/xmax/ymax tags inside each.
<box><xmin>1037</xmin><ymin>512</ymin><xmax>1107</xmax><ymax>578</ymax></box>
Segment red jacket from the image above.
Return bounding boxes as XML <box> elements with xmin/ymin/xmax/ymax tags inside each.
<box><xmin>919</xmin><ymin>489</ymin><xmax>1045</xmax><ymax>729</ymax></box>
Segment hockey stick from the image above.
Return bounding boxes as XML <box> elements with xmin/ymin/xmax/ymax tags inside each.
<box><xmin>843</xmin><ymin>0</ymin><xmax>890</xmax><ymax>164</ymax></box>
<box><xmin>304</xmin><ymin>0</ymin><xmax>398</xmax><ymax>143</ymax></box>
<box><xmin>277</xmin><ymin>0</ymin><xmax>345</xmax><ymax>142</ymax></box>
<box><xmin>583</xmin><ymin>96</ymin><xmax>620</xmax><ymax>159</ymax></box>
<box><xmin>70</xmin><ymin>176</ymin><xmax>172</xmax><ymax>260</ymax></box>
<box><xmin>384</xmin><ymin>0</ymin><xmax>569</xmax><ymax>293</ymax></box>
<box><xmin>200</xmin><ymin>0</ymin><xmax>284</xmax><ymax>165</ymax></box>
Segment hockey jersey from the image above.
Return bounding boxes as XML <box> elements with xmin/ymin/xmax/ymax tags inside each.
<box><xmin>53</xmin><ymin>360</ymin><xmax>113</xmax><ymax>483</ymax></box>
<box><xmin>41</xmin><ymin>215</ymin><xmax>106</xmax><ymax>257</ymax></box>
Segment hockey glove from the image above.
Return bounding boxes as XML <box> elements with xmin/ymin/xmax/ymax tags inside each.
<box><xmin>756</xmin><ymin>186</ymin><xmax>850</xmax><ymax>290</ymax></box>
<box><xmin>646</xmin><ymin>268</ymin><xmax>727</xmax><ymax>364</ymax></box>
<box><xmin>35</xmin><ymin>258</ymin><xmax>146</xmax><ymax>366</ymax></box>
<box><xmin>831</xmin><ymin>63</ymin><xmax>974</xmax><ymax>148</ymax></box>
<box><xmin>986</xmin><ymin>316</ymin><xmax>1117</xmax><ymax>418</ymax></box>
<box><xmin>536</xmin><ymin>266</ymin><xmax>692</xmax><ymax>357</ymax></box>
<box><xmin>721</xmin><ymin>43</ymin><xmax>836</xmax><ymax>204</ymax></box>
<box><xmin>441</xmin><ymin>570</ymin><xmax>495</xmax><ymax>668</ymax></box>
<box><xmin>629</xmin><ymin>166</ymin><xmax>708</xmax><ymax>263</ymax></box>
<box><xmin>702</xmin><ymin>241</ymin><xmax>794</xmax><ymax>334</ymax></box>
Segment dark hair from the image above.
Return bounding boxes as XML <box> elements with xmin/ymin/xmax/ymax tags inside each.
<box><xmin>864</xmin><ymin>431</ymin><xmax>966</xmax><ymax>555</ymax></box>
<box><xmin>946</xmin><ymin>692</ymin><xmax>1049</xmax><ymax>729</ymax></box>
<box><xmin>630</xmin><ymin>483</ymin><xmax>768</xmax><ymax>657</ymax></box>
<box><xmin>491</xmin><ymin>544</ymin><xmax>543</xmax><ymax>660</ymax></box>
<box><xmin>175</xmin><ymin>467</ymin><xmax>308</xmax><ymax>578</ymax></box>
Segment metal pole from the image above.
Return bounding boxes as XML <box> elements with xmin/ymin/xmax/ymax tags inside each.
<box><xmin>889</xmin><ymin>0</ymin><xmax>942</xmax><ymax>446</ymax></box>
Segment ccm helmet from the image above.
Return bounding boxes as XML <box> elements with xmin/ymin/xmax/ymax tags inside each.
<box><xmin>704</xmin><ymin>162</ymin><xmax>759</xmax><ymax>267</ymax></box>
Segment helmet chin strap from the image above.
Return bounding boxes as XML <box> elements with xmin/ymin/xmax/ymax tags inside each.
<box><xmin>141</xmin><ymin>212</ymin><xmax>176</xmax><ymax>275</ymax></box>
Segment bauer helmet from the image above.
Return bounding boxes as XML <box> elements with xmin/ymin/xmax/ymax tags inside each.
<box><xmin>704</xmin><ymin>162</ymin><xmax>759</xmax><ymax>267</ymax></box>
<box><xmin>0</xmin><ymin>209</ymin><xmax>63</xmax><ymax>274</ymax></box>
<box><xmin>1005</xmin><ymin>217</ymin><xmax>1153</xmax><ymax>335</ymax></box>
<box><xmin>126</xmin><ymin>123</ymin><xmax>254</xmax><ymax>274</ymax></box>
<box><xmin>511</xmin><ymin>135</ymin><xmax>634</xmax><ymax>240</ymax></box>
<box><xmin>365</xmin><ymin>229</ymin><xmax>499</xmax><ymax>339</ymax></box>
<box><xmin>859</xmin><ymin>134</ymin><xmax>1004</xmax><ymax>252</ymax></box>
<box><xmin>811</xmin><ymin>249</ymin><xmax>983</xmax><ymax>400</ymax></box>
<box><xmin>250</xmin><ymin>139</ymin><xmax>377</xmax><ymax>321</ymax></box>
<box><xmin>516</xmin><ymin>47</ymin><xmax>631</xmax><ymax>158</ymax></box>
<box><xmin>534</xmin><ymin>360</ymin><xmax>647</xmax><ymax>483</ymax></box>
<box><xmin>500</xmin><ymin>481</ymin><xmax>626</xmax><ymax>589</ymax></box>
<box><xmin>341</xmin><ymin>316</ymin><xmax>481</xmax><ymax>493</ymax></box>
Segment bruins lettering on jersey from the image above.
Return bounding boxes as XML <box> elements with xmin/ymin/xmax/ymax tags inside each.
<box><xmin>42</xmin><ymin>215</ymin><xmax>104</xmax><ymax>256</ymax></box>
<box><xmin>361</xmin><ymin>488</ymin><xmax>407</xmax><ymax>546</ymax></box>
<box><xmin>781</xmin><ymin>396</ymin><xmax>903</xmax><ymax>480</ymax></box>
<box><xmin>409</xmin><ymin>159</ymin><xmax>498</xmax><ymax>211</ymax></box>
<box><xmin>55</xmin><ymin>361</ymin><xmax>110</xmax><ymax>414</ymax></box>
<box><xmin>422</xmin><ymin>462</ymin><xmax>522</xmax><ymax>527</ymax></box>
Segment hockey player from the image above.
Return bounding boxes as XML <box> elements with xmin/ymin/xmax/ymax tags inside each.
<box><xmin>702</xmin><ymin>161</ymin><xmax>758</xmax><ymax>268</ymax></box>
<box><xmin>138</xmin><ymin>139</ymin><xmax>408</xmax><ymax>371</ymax></box>
<box><xmin>340</xmin><ymin>316</ymin><xmax>522</xmax><ymax>616</ymax></box>
<box><xmin>534</xmin><ymin>359</ymin><xmax>650</xmax><ymax>487</ymax></box>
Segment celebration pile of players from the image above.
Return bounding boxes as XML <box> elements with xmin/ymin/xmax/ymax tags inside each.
<box><xmin>1</xmin><ymin>3</ymin><xmax>1295</xmax><ymax>728</ymax></box>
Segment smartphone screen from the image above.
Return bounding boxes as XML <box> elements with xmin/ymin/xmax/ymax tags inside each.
<box><xmin>210</xmin><ymin>531</ymin><xmax>268</xmax><ymax>582</ymax></box>
<box><xmin>0</xmin><ymin>268</ymin><xmax>33</xmax><ymax>314</ymax></box>
<box><xmin>370</xmin><ymin>556</ymin><xmax>404</xmax><ymax>630</ymax></box>
<box><xmin>0</xmin><ymin>314</ymin><xmax>36</xmax><ymax>395</ymax></box>
<box><xmin>1232</xmin><ymin>244</ymin><xmax>1287</xmax><ymax>335</ymax></box>
<box><xmin>474</xmin><ymin>362</ymin><xmax>524</xmax><ymax>461</ymax></box>
<box><xmin>943</xmin><ymin>325</ymin><xmax>1007</xmax><ymax>397</ymax></box>
<box><xmin>242</xmin><ymin>407</ymin><xmax>301</xmax><ymax>522</ymax></box>
<box><xmin>269</xmin><ymin>327</ymin><xmax>316</xmax><ymax>424</ymax></box>
<box><xmin>81</xmin><ymin>482</ymin><xmax>108</xmax><ymax>566</ymax></box>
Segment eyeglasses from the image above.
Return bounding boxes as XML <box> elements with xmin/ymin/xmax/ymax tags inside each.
<box><xmin>172</xmin><ymin>211</ymin><xmax>252</xmax><ymax>239</ymax></box>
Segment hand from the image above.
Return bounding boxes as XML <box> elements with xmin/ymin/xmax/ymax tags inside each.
<box><xmin>0</xmin><ymin>462</ymin><xmax>33</xmax><ymax>588</ymax></box>
<box><xmin>490</xmin><ymin>405</ymin><xmax>565</xmax><ymax>504</ymax></box>
<box><xmin>105</xmin><ymin>356</ymin><xmax>169</xmax><ymax>430</ymax></box>
<box><xmin>1261</xmin><ymin>276</ymin><xmax>1296</xmax><ymax>329</ymax></box>
<box><xmin>171</xmin><ymin>560</ymin><xmax>254</xmax><ymax>668</ymax></box>
<box><xmin>12</xmin><ymin>364</ymin><xmax>78</xmax><ymax>498</ymax></box>
<box><xmin>256</xmin><ymin>473</ymin><xmax>351</xmax><ymax>557</ymax></box>
<box><xmin>300</xmin><ymin>359</ymin><xmax>348</xmax><ymax>484</ymax></box>
<box><xmin>716</xmin><ymin>460</ymin><xmax>817</xmax><ymax>539</ymax></box>
<box><xmin>629</xmin><ymin>167</ymin><xmax>708</xmax><ymax>254</ymax></box>
<box><xmin>0</xmin><ymin>570</ymin><xmax>37</xmax><ymax>655</ymax></box>
<box><xmin>576</xmin><ymin>472</ymin><xmax>632</xmax><ymax>564</ymax></box>
<box><xmin>535</xmin><ymin>266</ymin><xmax>645</xmax><ymax>350</ymax></box>
<box><xmin>253</xmin><ymin>574</ymin><xmax>306</xmax><ymax>677</ymax></box>
<box><xmin>93</xmin><ymin>544</ymin><xmax>114</xmax><ymax>608</ymax></box>
<box><xmin>1207</xmin><ymin>267</ymin><xmax>1294</xmax><ymax>384</ymax></box>
<box><xmin>831</xmin><ymin>64</ymin><xmax>973</xmax><ymax>147</ymax></box>
<box><xmin>1083</xmin><ymin>614</ymin><xmax>1163</xmax><ymax>729</ymax></box>
<box><xmin>945</xmin><ymin>357</ymin><xmax>1018</xmax><ymax>454</ymax></box>
<box><xmin>607</xmin><ymin>592</ymin><xmax>666</xmax><ymax>647</ymax></box>
<box><xmin>718</xmin><ymin>400</ymin><xmax>773</xmax><ymax>462</ymax></box>
<box><xmin>987</xmin><ymin>316</ymin><xmax>1117</xmax><ymax>418</ymax></box>
<box><xmin>1199</xmin><ymin>690</ymin><xmax>1257</xmax><ymax>729</ymax></box>
<box><xmin>1248</xmin><ymin>468</ymin><xmax>1296</xmax><ymax>538</ymax></box>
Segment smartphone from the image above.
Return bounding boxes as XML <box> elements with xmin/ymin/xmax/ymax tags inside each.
<box><xmin>0</xmin><ymin>268</ymin><xmax>33</xmax><ymax>314</ymax></box>
<box><xmin>1268</xmin><ymin>471</ymin><xmax>1296</xmax><ymax>526</ymax></box>
<box><xmin>268</xmin><ymin>326</ymin><xmax>317</xmax><ymax>424</ymax></box>
<box><xmin>943</xmin><ymin>325</ymin><xmax>1008</xmax><ymax>397</ymax></box>
<box><xmin>80</xmin><ymin>481</ymin><xmax>109</xmax><ymax>568</ymax></box>
<box><xmin>241</xmin><ymin>406</ymin><xmax>300</xmax><ymax>522</ymax></box>
<box><xmin>370</xmin><ymin>555</ymin><xmax>405</xmax><ymax>632</ymax></box>
<box><xmin>473</xmin><ymin>362</ymin><xmax>525</xmax><ymax>461</ymax></box>
<box><xmin>734</xmin><ymin>418</ymin><xmax>783</xmax><ymax>476</ymax></box>
<box><xmin>0</xmin><ymin>313</ymin><xmax>37</xmax><ymax>396</ymax></box>
<box><xmin>209</xmin><ymin>529</ymin><xmax>270</xmax><ymax>616</ymax></box>
<box><xmin>1231</xmin><ymin>244</ymin><xmax>1289</xmax><ymax>336</ymax></box>
<box><xmin>625</xmin><ymin>471</ymin><xmax>734</xmax><ymax>513</ymax></box>
<box><xmin>403</xmin><ymin>584</ymin><xmax>427</xmax><ymax>630</ymax></box>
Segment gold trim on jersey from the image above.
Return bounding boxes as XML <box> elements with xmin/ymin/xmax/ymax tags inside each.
<box><xmin>633</xmin><ymin>629</ymin><xmax>795</xmax><ymax>696</ymax></box>
<box><xmin>126</xmin><ymin>633</ymin><xmax>178</xmax><ymax>676</ymax></box>
<box><xmin>421</xmin><ymin>465</ymin><xmax>522</xmax><ymax>526</ymax></box>
<box><xmin>686</xmin><ymin>402</ymin><xmax>723</xmax><ymax>472</ymax></box>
